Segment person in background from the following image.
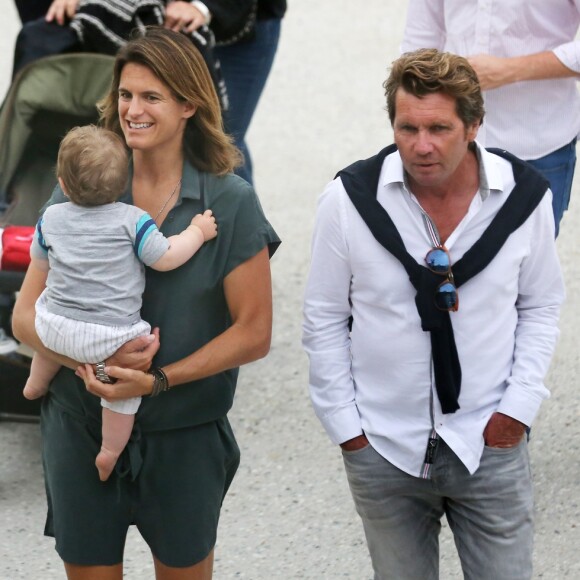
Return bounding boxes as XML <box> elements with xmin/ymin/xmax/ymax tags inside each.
<box><xmin>12</xmin><ymin>0</ymin><xmax>286</xmax><ymax>186</ymax></box>
<box><xmin>13</xmin><ymin>27</ymin><xmax>280</xmax><ymax>579</ymax></box>
<box><xmin>13</xmin><ymin>0</ymin><xmax>51</xmax><ymax>23</ymax></box>
<box><xmin>402</xmin><ymin>0</ymin><xmax>580</xmax><ymax>236</ymax></box>
<box><xmin>303</xmin><ymin>49</ymin><xmax>564</xmax><ymax>579</ymax></box>
<box><xmin>11</xmin><ymin>0</ymin><xmax>223</xmax><ymax>105</ymax></box>
<box><xmin>214</xmin><ymin>0</ymin><xmax>286</xmax><ymax>185</ymax></box>
<box><xmin>165</xmin><ymin>0</ymin><xmax>287</xmax><ymax>185</ymax></box>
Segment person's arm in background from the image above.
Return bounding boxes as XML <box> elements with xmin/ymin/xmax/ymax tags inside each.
<box><xmin>164</xmin><ymin>0</ymin><xmax>253</xmax><ymax>36</ymax></box>
<box><xmin>402</xmin><ymin>0</ymin><xmax>580</xmax><ymax>90</ymax></box>
<box><xmin>45</xmin><ymin>0</ymin><xmax>78</xmax><ymax>25</ymax></box>
<box><xmin>164</xmin><ymin>0</ymin><xmax>211</xmax><ymax>33</ymax></box>
<box><xmin>400</xmin><ymin>0</ymin><xmax>446</xmax><ymax>53</ymax></box>
<box><xmin>467</xmin><ymin>2</ymin><xmax>580</xmax><ymax>90</ymax></box>
<box><xmin>467</xmin><ymin>49</ymin><xmax>580</xmax><ymax>91</ymax></box>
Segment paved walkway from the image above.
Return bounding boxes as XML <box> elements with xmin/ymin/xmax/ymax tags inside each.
<box><xmin>1</xmin><ymin>1</ymin><xmax>579</xmax><ymax>578</ymax></box>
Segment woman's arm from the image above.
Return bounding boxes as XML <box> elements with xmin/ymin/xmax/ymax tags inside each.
<box><xmin>79</xmin><ymin>247</ymin><xmax>273</xmax><ymax>401</ymax></box>
<box><xmin>168</xmin><ymin>245</ymin><xmax>273</xmax><ymax>379</ymax></box>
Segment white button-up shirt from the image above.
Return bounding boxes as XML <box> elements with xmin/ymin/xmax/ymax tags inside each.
<box><xmin>302</xmin><ymin>144</ymin><xmax>564</xmax><ymax>477</ymax></box>
<box><xmin>401</xmin><ymin>0</ymin><xmax>580</xmax><ymax>160</ymax></box>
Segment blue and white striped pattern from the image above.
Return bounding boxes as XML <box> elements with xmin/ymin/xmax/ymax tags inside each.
<box><xmin>35</xmin><ymin>218</ymin><xmax>49</xmax><ymax>255</ymax></box>
<box><xmin>134</xmin><ymin>213</ymin><xmax>157</xmax><ymax>259</ymax></box>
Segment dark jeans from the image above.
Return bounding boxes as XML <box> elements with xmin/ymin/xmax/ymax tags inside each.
<box><xmin>528</xmin><ymin>137</ymin><xmax>577</xmax><ymax>237</ymax></box>
<box><xmin>12</xmin><ymin>18</ymin><xmax>80</xmax><ymax>78</ymax></box>
<box><xmin>215</xmin><ymin>17</ymin><xmax>282</xmax><ymax>185</ymax></box>
<box><xmin>14</xmin><ymin>0</ymin><xmax>52</xmax><ymax>23</ymax></box>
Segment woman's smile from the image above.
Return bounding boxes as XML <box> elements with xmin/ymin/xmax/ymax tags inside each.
<box><xmin>127</xmin><ymin>121</ymin><xmax>153</xmax><ymax>129</ymax></box>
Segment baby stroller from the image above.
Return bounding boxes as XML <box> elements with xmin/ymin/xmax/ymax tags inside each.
<box><xmin>0</xmin><ymin>53</ymin><xmax>114</xmax><ymax>420</ymax></box>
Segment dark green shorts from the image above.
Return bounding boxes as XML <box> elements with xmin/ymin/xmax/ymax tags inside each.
<box><xmin>41</xmin><ymin>394</ymin><xmax>240</xmax><ymax>567</ymax></box>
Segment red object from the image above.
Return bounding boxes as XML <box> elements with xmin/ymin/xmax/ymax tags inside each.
<box><xmin>1</xmin><ymin>225</ymin><xmax>35</xmax><ymax>271</ymax></box>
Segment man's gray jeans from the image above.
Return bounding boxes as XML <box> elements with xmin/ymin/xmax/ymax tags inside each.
<box><xmin>342</xmin><ymin>437</ymin><xmax>533</xmax><ymax>580</ymax></box>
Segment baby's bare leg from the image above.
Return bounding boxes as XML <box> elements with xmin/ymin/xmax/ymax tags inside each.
<box><xmin>23</xmin><ymin>353</ymin><xmax>60</xmax><ymax>399</ymax></box>
<box><xmin>96</xmin><ymin>407</ymin><xmax>135</xmax><ymax>482</ymax></box>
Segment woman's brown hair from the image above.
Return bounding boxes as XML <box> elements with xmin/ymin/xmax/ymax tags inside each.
<box><xmin>99</xmin><ymin>26</ymin><xmax>241</xmax><ymax>175</ymax></box>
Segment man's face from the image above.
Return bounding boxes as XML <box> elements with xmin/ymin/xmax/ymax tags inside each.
<box><xmin>393</xmin><ymin>88</ymin><xmax>479</xmax><ymax>191</ymax></box>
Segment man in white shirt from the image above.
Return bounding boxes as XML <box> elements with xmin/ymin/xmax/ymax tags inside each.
<box><xmin>303</xmin><ymin>49</ymin><xmax>564</xmax><ymax>580</ymax></box>
<box><xmin>401</xmin><ymin>0</ymin><xmax>580</xmax><ymax>236</ymax></box>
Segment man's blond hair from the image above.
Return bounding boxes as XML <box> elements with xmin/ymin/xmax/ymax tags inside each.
<box><xmin>384</xmin><ymin>48</ymin><xmax>485</xmax><ymax>128</ymax></box>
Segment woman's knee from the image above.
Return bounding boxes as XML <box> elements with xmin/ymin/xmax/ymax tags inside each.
<box><xmin>153</xmin><ymin>549</ymin><xmax>214</xmax><ymax>580</ymax></box>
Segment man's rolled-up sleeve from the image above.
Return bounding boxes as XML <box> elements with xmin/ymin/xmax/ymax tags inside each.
<box><xmin>552</xmin><ymin>1</ymin><xmax>580</xmax><ymax>73</ymax></box>
<box><xmin>553</xmin><ymin>41</ymin><xmax>580</xmax><ymax>74</ymax></box>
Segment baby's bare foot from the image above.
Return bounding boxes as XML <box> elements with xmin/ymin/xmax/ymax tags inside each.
<box><xmin>95</xmin><ymin>446</ymin><xmax>119</xmax><ymax>482</ymax></box>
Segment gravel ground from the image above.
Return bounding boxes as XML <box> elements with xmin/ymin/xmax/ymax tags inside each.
<box><xmin>1</xmin><ymin>1</ymin><xmax>579</xmax><ymax>578</ymax></box>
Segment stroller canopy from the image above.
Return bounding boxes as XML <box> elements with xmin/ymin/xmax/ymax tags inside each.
<box><xmin>0</xmin><ymin>53</ymin><xmax>115</xmax><ymax>223</ymax></box>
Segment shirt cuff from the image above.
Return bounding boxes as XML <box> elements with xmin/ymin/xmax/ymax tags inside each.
<box><xmin>191</xmin><ymin>0</ymin><xmax>211</xmax><ymax>25</ymax></box>
<box><xmin>496</xmin><ymin>381</ymin><xmax>549</xmax><ymax>427</ymax></box>
<box><xmin>553</xmin><ymin>42</ymin><xmax>580</xmax><ymax>73</ymax></box>
<box><xmin>317</xmin><ymin>403</ymin><xmax>363</xmax><ymax>445</ymax></box>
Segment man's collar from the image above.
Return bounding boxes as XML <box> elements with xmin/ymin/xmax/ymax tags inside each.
<box><xmin>382</xmin><ymin>148</ymin><xmax>405</xmax><ymax>187</ymax></box>
<box><xmin>474</xmin><ymin>142</ymin><xmax>505</xmax><ymax>195</ymax></box>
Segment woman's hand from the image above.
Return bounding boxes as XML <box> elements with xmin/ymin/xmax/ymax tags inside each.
<box><xmin>106</xmin><ymin>328</ymin><xmax>160</xmax><ymax>371</ymax></box>
<box><xmin>77</xmin><ymin>363</ymin><xmax>154</xmax><ymax>401</ymax></box>
<box><xmin>164</xmin><ymin>1</ymin><xmax>208</xmax><ymax>33</ymax></box>
<box><xmin>77</xmin><ymin>329</ymin><xmax>160</xmax><ymax>400</ymax></box>
<box><xmin>45</xmin><ymin>0</ymin><xmax>79</xmax><ymax>25</ymax></box>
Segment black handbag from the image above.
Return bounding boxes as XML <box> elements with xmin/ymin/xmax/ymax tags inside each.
<box><xmin>205</xmin><ymin>0</ymin><xmax>257</xmax><ymax>46</ymax></box>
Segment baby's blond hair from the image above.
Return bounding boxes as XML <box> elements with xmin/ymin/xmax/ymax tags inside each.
<box><xmin>57</xmin><ymin>125</ymin><xmax>128</xmax><ymax>206</ymax></box>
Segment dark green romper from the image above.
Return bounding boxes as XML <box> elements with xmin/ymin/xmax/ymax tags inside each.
<box><xmin>40</xmin><ymin>161</ymin><xmax>280</xmax><ymax>567</ymax></box>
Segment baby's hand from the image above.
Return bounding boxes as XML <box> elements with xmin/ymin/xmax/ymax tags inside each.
<box><xmin>190</xmin><ymin>209</ymin><xmax>217</xmax><ymax>241</ymax></box>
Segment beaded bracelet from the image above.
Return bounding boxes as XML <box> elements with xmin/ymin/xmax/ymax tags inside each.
<box><xmin>147</xmin><ymin>367</ymin><xmax>170</xmax><ymax>396</ymax></box>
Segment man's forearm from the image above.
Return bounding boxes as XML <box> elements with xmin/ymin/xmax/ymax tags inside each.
<box><xmin>468</xmin><ymin>51</ymin><xmax>579</xmax><ymax>90</ymax></box>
